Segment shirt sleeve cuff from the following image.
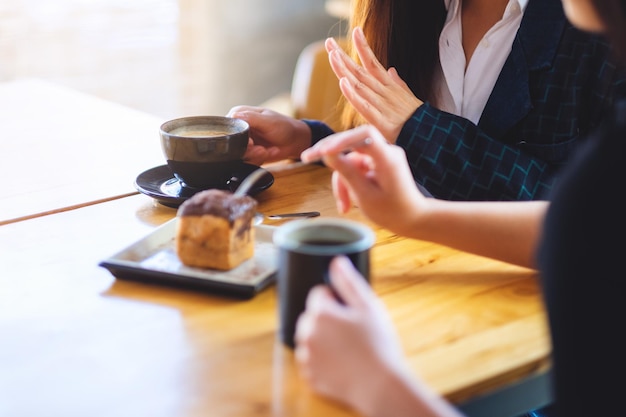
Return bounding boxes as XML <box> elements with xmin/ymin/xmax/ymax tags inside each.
<box><xmin>302</xmin><ymin>119</ymin><xmax>335</xmax><ymax>146</ymax></box>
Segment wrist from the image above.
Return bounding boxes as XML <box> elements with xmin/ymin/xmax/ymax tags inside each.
<box><xmin>398</xmin><ymin>195</ymin><xmax>441</xmax><ymax>243</ymax></box>
<box><xmin>355</xmin><ymin>364</ymin><xmax>428</xmax><ymax>417</ymax></box>
<box><xmin>288</xmin><ymin>119</ymin><xmax>314</xmax><ymax>159</ymax></box>
<box><xmin>353</xmin><ymin>363</ymin><xmax>403</xmax><ymax>417</ymax></box>
<box><xmin>358</xmin><ymin>365</ymin><xmax>462</xmax><ymax>417</ymax></box>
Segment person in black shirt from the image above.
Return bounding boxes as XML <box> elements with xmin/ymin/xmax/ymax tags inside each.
<box><xmin>292</xmin><ymin>1</ymin><xmax>626</xmax><ymax>416</ymax></box>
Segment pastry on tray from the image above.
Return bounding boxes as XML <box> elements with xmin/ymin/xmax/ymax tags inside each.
<box><xmin>175</xmin><ymin>189</ymin><xmax>258</xmax><ymax>270</ymax></box>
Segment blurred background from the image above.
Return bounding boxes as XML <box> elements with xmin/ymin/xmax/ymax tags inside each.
<box><xmin>0</xmin><ymin>0</ymin><xmax>347</xmax><ymax>119</ymax></box>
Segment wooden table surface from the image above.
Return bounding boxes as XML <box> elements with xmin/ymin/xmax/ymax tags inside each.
<box><xmin>0</xmin><ymin>78</ymin><xmax>164</xmax><ymax>225</ymax></box>
<box><xmin>0</xmin><ymin>160</ymin><xmax>551</xmax><ymax>417</ymax></box>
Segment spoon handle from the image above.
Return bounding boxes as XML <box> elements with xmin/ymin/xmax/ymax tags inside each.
<box><xmin>233</xmin><ymin>160</ymin><xmax>313</xmax><ymax>197</ymax></box>
<box><xmin>266</xmin><ymin>211</ymin><xmax>320</xmax><ymax>220</ymax></box>
<box><xmin>233</xmin><ymin>167</ymin><xmax>270</xmax><ymax>197</ymax></box>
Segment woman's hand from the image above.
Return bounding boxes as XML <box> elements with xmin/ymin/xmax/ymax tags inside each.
<box><xmin>227</xmin><ymin>105</ymin><xmax>312</xmax><ymax>165</ymax></box>
<box><xmin>326</xmin><ymin>27</ymin><xmax>423</xmax><ymax>143</ymax></box>
<box><xmin>301</xmin><ymin>125</ymin><xmax>427</xmax><ymax>236</ymax></box>
<box><xmin>296</xmin><ymin>256</ymin><xmax>464</xmax><ymax>417</ymax></box>
<box><xmin>294</xmin><ymin>256</ymin><xmax>409</xmax><ymax>416</ymax></box>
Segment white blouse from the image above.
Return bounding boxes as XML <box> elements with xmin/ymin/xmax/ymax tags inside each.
<box><xmin>435</xmin><ymin>0</ymin><xmax>528</xmax><ymax>124</ymax></box>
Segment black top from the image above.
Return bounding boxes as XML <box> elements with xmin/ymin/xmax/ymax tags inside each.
<box><xmin>537</xmin><ymin>100</ymin><xmax>626</xmax><ymax>416</ymax></box>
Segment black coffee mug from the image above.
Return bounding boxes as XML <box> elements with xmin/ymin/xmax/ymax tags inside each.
<box><xmin>273</xmin><ymin>218</ymin><xmax>375</xmax><ymax>348</ymax></box>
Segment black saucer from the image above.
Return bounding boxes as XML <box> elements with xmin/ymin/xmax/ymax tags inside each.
<box><xmin>135</xmin><ymin>164</ymin><xmax>274</xmax><ymax>208</ymax></box>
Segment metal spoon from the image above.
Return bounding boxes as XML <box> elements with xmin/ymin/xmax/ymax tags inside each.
<box><xmin>233</xmin><ymin>160</ymin><xmax>312</xmax><ymax>197</ymax></box>
<box><xmin>253</xmin><ymin>211</ymin><xmax>320</xmax><ymax>225</ymax></box>
<box><xmin>265</xmin><ymin>211</ymin><xmax>320</xmax><ymax>220</ymax></box>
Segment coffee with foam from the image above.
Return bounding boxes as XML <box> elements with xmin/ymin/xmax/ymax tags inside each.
<box><xmin>170</xmin><ymin>127</ymin><xmax>231</xmax><ymax>137</ymax></box>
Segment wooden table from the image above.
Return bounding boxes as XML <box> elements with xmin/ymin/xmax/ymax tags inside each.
<box><xmin>0</xmin><ymin>78</ymin><xmax>164</xmax><ymax>225</ymax></box>
<box><xmin>0</xmin><ymin>164</ymin><xmax>551</xmax><ymax>417</ymax></box>
<box><xmin>0</xmin><ymin>80</ymin><xmax>552</xmax><ymax>417</ymax></box>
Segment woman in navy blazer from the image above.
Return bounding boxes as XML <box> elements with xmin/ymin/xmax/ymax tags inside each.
<box><xmin>394</xmin><ymin>0</ymin><xmax>626</xmax><ymax>201</ymax></box>
<box><xmin>229</xmin><ymin>0</ymin><xmax>626</xmax><ymax>201</ymax></box>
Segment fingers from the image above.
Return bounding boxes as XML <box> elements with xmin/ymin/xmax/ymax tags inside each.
<box><xmin>319</xmin><ymin>128</ymin><xmax>412</xmax><ymax>208</ymax></box>
<box><xmin>229</xmin><ymin>107</ymin><xmax>285</xmax><ymax>136</ymax></box>
<box><xmin>302</xmin><ymin>126</ymin><xmax>386</xmax><ymax>200</ymax></box>
<box><xmin>326</xmin><ymin>32</ymin><xmax>397</xmax><ymax>133</ymax></box>
<box><xmin>301</xmin><ymin>125</ymin><xmax>384</xmax><ymax>162</ymax></box>
<box><xmin>295</xmin><ymin>256</ymin><xmax>373</xmax><ymax>348</ymax></box>
<box><xmin>228</xmin><ymin>107</ymin><xmax>264</xmax><ymax>125</ymax></box>
<box><xmin>325</xmin><ymin>37</ymin><xmax>347</xmax><ymax>80</ymax></box>
<box><xmin>352</xmin><ymin>27</ymin><xmax>389</xmax><ymax>84</ymax></box>
<box><xmin>338</xmin><ymin>77</ymin><xmax>382</xmax><ymax>125</ymax></box>
<box><xmin>326</xmin><ymin>28</ymin><xmax>388</xmax><ymax>97</ymax></box>
<box><xmin>243</xmin><ymin>145</ymin><xmax>271</xmax><ymax>166</ymax></box>
<box><xmin>387</xmin><ymin>67</ymin><xmax>403</xmax><ymax>86</ymax></box>
<box><xmin>327</xmin><ymin>48</ymin><xmax>360</xmax><ymax>88</ymax></box>
<box><xmin>326</xmin><ymin>152</ymin><xmax>379</xmax><ymax>201</ymax></box>
<box><xmin>328</xmin><ymin>256</ymin><xmax>373</xmax><ymax>309</ymax></box>
<box><xmin>294</xmin><ymin>284</ymin><xmax>338</xmax><ymax>346</ymax></box>
<box><xmin>305</xmin><ymin>284</ymin><xmax>337</xmax><ymax>312</ymax></box>
<box><xmin>227</xmin><ymin>105</ymin><xmax>265</xmax><ymax>118</ymax></box>
<box><xmin>303</xmin><ymin>126</ymin><xmax>389</xmax><ymax>175</ymax></box>
<box><xmin>328</xmin><ymin>28</ymin><xmax>389</xmax><ymax>90</ymax></box>
<box><xmin>331</xmin><ymin>170</ymin><xmax>353</xmax><ymax>214</ymax></box>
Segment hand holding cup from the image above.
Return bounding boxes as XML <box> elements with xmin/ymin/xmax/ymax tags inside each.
<box><xmin>273</xmin><ymin>217</ymin><xmax>375</xmax><ymax>348</ymax></box>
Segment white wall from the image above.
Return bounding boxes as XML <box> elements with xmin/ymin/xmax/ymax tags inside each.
<box><xmin>179</xmin><ymin>0</ymin><xmax>346</xmax><ymax>116</ymax></box>
<box><xmin>0</xmin><ymin>0</ymin><xmax>345</xmax><ymax>118</ymax></box>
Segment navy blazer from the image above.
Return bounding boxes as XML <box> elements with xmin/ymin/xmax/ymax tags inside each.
<box><xmin>306</xmin><ymin>0</ymin><xmax>626</xmax><ymax>201</ymax></box>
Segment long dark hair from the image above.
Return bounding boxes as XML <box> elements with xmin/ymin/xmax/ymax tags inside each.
<box><xmin>591</xmin><ymin>0</ymin><xmax>626</xmax><ymax>64</ymax></box>
<box><xmin>340</xmin><ymin>0</ymin><xmax>446</xmax><ymax>129</ymax></box>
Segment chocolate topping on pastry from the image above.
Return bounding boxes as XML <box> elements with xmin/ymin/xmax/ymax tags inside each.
<box><xmin>178</xmin><ymin>189</ymin><xmax>257</xmax><ymax>225</ymax></box>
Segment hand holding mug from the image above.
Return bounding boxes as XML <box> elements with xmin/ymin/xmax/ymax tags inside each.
<box><xmin>227</xmin><ymin>105</ymin><xmax>312</xmax><ymax>166</ymax></box>
<box><xmin>273</xmin><ymin>218</ymin><xmax>375</xmax><ymax>348</ymax></box>
<box><xmin>294</xmin><ymin>256</ymin><xmax>415</xmax><ymax>417</ymax></box>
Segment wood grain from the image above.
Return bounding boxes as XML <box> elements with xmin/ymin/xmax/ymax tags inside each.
<box><xmin>0</xmin><ymin>79</ymin><xmax>164</xmax><ymax>225</ymax></box>
<box><xmin>0</xmin><ymin>163</ymin><xmax>550</xmax><ymax>416</ymax></box>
